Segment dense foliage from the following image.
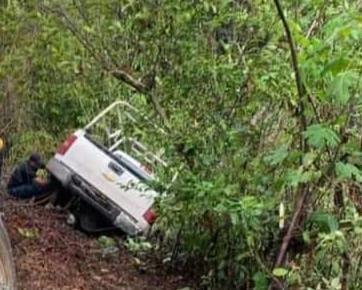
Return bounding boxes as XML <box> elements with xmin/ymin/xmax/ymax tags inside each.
<box><xmin>1</xmin><ymin>1</ymin><xmax>361</xmax><ymax>289</ymax></box>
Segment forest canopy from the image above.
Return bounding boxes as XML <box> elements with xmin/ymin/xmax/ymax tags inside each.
<box><xmin>1</xmin><ymin>1</ymin><xmax>361</xmax><ymax>289</ymax></box>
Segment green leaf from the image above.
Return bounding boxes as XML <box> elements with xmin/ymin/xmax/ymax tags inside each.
<box><xmin>98</xmin><ymin>236</ymin><xmax>117</xmax><ymax>248</ymax></box>
<box><xmin>285</xmin><ymin>168</ymin><xmax>321</xmax><ymax>187</ymax></box>
<box><xmin>264</xmin><ymin>145</ymin><xmax>289</xmax><ymax>166</ymax></box>
<box><xmin>328</xmin><ymin>71</ymin><xmax>358</xmax><ymax>105</ymax></box>
<box><xmin>331</xmin><ymin>277</ymin><xmax>341</xmax><ymax>289</ymax></box>
<box><xmin>302</xmin><ymin>152</ymin><xmax>317</xmax><ymax>168</ymax></box>
<box><xmin>83</xmin><ymin>25</ymin><xmax>94</xmax><ymax>34</ymax></box>
<box><xmin>336</xmin><ymin>162</ymin><xmax>362</xmax><ymax>182</ymax></box>
<box><xmin>285</xmin><ymin>169</ymin><xmax>303</xmax><ymax>187</ymax></box>
<box><xmin>305</xmin><ymin>125</ymin><xmax>340</xmax><ymax>149</ymax></box>
<box><xmin>272</xmin><ymin>267</ymin><xmax>288</xmax><ymax>277</ymax></box>
<box><xmin>309</xmin><ymin>212</ymin><xmax>339</xmax><ymax>233</ymax></box>
<box><xmin>253</xmin><ymin>272</ymin><xmax>268</xmax><ymax>290</ymax></box>
<box><xmin>230</xmin><ymin>213</ymin><xmax>240</xmax><ymax>226</ymax></box>
<box><xmin>322</xmin><ymin>57</ymin><xmax>350</xmax><ymax>76</ymax></box>
<box><xmin>303</xmin><ymin>231</ymin><xmax>311</xmax><ymax>244</ymax></box>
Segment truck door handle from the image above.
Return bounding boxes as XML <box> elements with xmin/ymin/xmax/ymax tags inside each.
<box><xmin>108</xmin><ymin>162</ymin><xmax>124</xmax><ymax>176</ymax></box>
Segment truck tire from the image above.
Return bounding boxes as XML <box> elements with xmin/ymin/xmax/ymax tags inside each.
<box><xmin>77</xmin><ymin>202</ymin><xmax>116</xmax><ymax>234</ymax></box>
<box><xmin>0</xmin><ymin>217</ymin><xmax>16</xmax><ymax>290</ymax></box>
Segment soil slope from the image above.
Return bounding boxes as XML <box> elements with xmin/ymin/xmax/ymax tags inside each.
<box><xmin>1</xmin><ymin>196</ymin><xmax>191</xmax><ymax>290</ymax></box>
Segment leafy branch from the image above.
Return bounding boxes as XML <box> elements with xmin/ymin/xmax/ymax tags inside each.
<box><xmin>39</xmin><ymin>3</ymin><xmax>169</xmax><ymax>126</ymax></box>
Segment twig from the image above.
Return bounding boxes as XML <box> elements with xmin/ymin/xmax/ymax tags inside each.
<box><xmin>306</xmin><ymin>12</ymin><xmax>321</xmax><ymax>39</ymax></box>
<box><xmin>110</xmin><ymin>69</ymin><xmax>148</xmax><ymax>93</ymax></box>
<box><xmin>306</xmin><ymin>3</ymin><xmax>326</xmax><ymax>39</ymax></box>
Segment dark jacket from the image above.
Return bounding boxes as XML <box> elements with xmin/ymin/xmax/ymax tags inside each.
<box><xmin>7</xmin><ymin>161</ymin><xmax>38</xmax><ymax>189</ymax></box>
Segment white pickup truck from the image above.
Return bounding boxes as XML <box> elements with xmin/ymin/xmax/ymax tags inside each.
<box><xmin>47</xmin><ymin>101</ymin><xmax>167</xmax><ymax>236</ymax></box>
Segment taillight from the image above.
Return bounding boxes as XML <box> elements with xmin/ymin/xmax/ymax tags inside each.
<box><xmin>57</xmin><ymin>135</ymin><xmax>77</xmax><ymax>155</ymax></box>
<box><xmin>143</xmin><ymin>208</ymin><xmax>156</xmax><ymax>224</ymax></box>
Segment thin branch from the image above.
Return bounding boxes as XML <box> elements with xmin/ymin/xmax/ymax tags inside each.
<box><xmin>306</xmin><ymin>2</ymin><xmax>327</xmax><ymax>39</ymax></box>
<box><xmin>110</xmin><ymin>69</ymin><xmax>148</xmax><ymax>93</ymax></box>
<box><xmin>268</xmin><ymin>186</ymin><xmax>309</xmax><ymax>290</ymax></box>
<box><xmin>306</xmin><ymin>18</ymin><xmax>319</xmax><ymax>39</ymax></box>
<box><xmin>273</xmin><ymin>0</ymin><xmax>307</xmax><ymax>152</ymax></box>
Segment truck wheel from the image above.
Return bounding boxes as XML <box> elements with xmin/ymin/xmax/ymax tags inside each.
<box><xmin>52</xmin><ymin>187</ymin><xmax>76</xmax><ymax>209</ymax></box>
<box><xmin>77</xmin><ymin>202</ymin><xmax>116</xmax><ymax>234</ymax></box>
<box><xmin>0</xmin><ymin>217</ymin><xmax>16</xmax><ymax>290</ymax></box>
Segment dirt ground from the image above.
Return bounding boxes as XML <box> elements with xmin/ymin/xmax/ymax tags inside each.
<box><xmin>0</xmin><ymin>196</ymin><xmax>193</xmax><ymax>290</ymax></box>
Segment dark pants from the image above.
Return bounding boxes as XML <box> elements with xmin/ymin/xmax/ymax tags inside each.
<box><xmin>8</xmin><ymin>183</ymin><xmax>50</xmax><ymax>199</ymax></box>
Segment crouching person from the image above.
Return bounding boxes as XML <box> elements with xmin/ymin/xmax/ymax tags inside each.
<box><xmin>7</xmin><ymin>153</ymin><xmax>51</xmax><ymax>199</ymax></box>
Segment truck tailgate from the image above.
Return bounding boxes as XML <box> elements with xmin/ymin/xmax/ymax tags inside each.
<box><xmin>56</xmin><ymin>133</ymin><xmax>157</xmax><ymax>219</ymax></box>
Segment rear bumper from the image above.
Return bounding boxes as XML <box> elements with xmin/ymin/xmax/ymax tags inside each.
<box><xmin>46</xmin><ymin>157</ymin><xmax>73</xmax><ymax>187</ymax></box>
<box><xmin>46</xmin><ymin>157</ymin><xmax>144</xmax><ymax>236</ymax></box>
